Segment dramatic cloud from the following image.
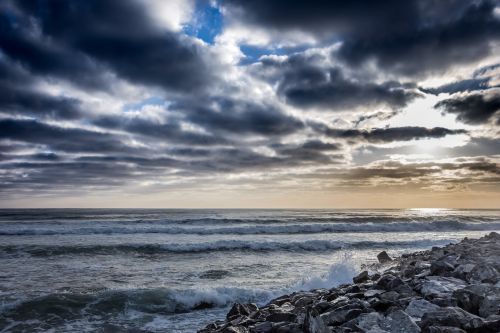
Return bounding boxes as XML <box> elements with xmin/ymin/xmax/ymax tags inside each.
<box><xmin>0</xmin><ymin>0</ymin><xmax>498</xmax><ymax>206</ymax></box>
<box><xmin>1</xmin><ymin>0</ymin><xmax>212</xmax><ymax>92</ymax></box>
<box><xmin>259</xmin><ymin>54</ymin><xmax>419</xmax><ymax>111</ymax></box>
<box><xmin>319</xmin><ymin>126</ymin><xmax>468</xmax><ymax>144</ymax></box>
<box><xmin>223</xmin><ymin>0</ymin><xmax>500</xmax><ymax>76</ymax></box>
<box><xmin>435</xmin><ymin>90</ymin><xmax>500</xmax><ymax>125</ymax></box>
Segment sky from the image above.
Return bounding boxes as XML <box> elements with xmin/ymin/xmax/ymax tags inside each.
<box><xmin>0</xmin><ymin>0</ymin><xmax>499</xmax><ymax>208</ymax></box>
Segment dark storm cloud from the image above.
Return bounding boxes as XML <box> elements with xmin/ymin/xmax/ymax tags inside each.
<box><xmin>317</xmin><ymin>126</ymin><xmax>468</xmax><ymax>143</ymax></box>
<box><xmin>0</xmin><ymin>118</ymin><xmax>135</xmax><ymax>154</ymax></box>
<box><xmin>0</xmin><ymin>85</ymin><xmax>83</xmax><ymax>120</ymax></box>
<box><xmin>92</xmin><ymin>116</ymin><xmax>227</xmax><ymax>146</ymax></box>
<box><xmin>260</xmin><ymin>55</ymin><xmax>418</xmax><ymax>110</ymax></box>
<box><xmin>1</xmin><ymin>0</ymin><xmax>211</xmax><ymax>92</ymax></box>
<box><xmin>176</xmin><ymin>98</ymin><xmax>305</xmax><ymax>136</ymax></box>
<box><xmin>224</xmin><ymin>0</ymin><xmax>500</xmax><ymax>76</ymax></box>
<box><xmin>435</xmin><ymin>91</ymin><xmax>500</xmax><ymax>124</ymax></box>
<box><xmin>421</xmin><ymin>78</ymin><xmax>492</xmax><ymax>95</ymax></box>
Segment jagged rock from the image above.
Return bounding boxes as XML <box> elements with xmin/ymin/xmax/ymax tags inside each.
<box><xmin>377</xmin><ymin>251</ymin><xmax>393</xmax><ymax>264</ymax></box>
<box><xmin>452</xmin><ymin>264</ymin><xmax>475</xmax><ymax>280</ymax></box>
<box><xmin>304</xmin><ymin>308</ymin><xmax>329</xmax><ymax>333</ymax></box>
<box><xmin>376</xmin><ymin>275</ymin><xmax>403</xmax><ymax>290</ymax></box>
<box><xmin>426</xmin><ymin>326</ymin><xmax>466</xmax><ymax>333</ymax></box>
<box><xmin>227</xmin><ymin>303</ymin><xmax>259</xmax><ymax>320</ymax></box>
<box><xmin>320</xmin><ymin>308</ymin><xmax>363</xmax><ymax>326</ymax></box>
<box><xmin>353</xmin><ymin>271</ymin><xmax>370</xmax><ymax>284</ymax></box>
<box><xmin>467</xmin><ymin>264</ymin><xmax>500</xmax><ymax>284</ymax></box>
<box><xmin>405</xmin><ymin>299</ymin><xmax>440</xmax><ymax>319</ymax></box>
<box><xmin>266</xmin><ymin>311</ymin><xmax>296</xmax><ymax>323</ymax></box>
<box><xmin>420</xmin><ymin>277</ymin><xmax>466</xmax><ymax>298</ymax></box>
<box><xmin>431</xmin><ymin>259</ymin><xmax>456</xmax><ymax>276</ymax></box>
<box><xmin>419</xmin><ymin>307</ymin><xmax>484</xmax><ymax>331</ymax></box>
<box><xmin>249</xmin><ymin>321</ymin><xmax>272</xmax><ymax>333</ymax></box>
<box><xmin>274</xmin><ymin>322</ymin><xmax>302</xmax><ymax>333</ymax></box>
<box><xmin>454</xmin><ymin>284</ymin><xmax>500</xmax><ymax>318</ymax></box>
<box><xmin>380</xmin><ymin>310</ymin><xmax>421</xmax><ymax>333</ymax></box>
<box><xmin>222</xmin><ymin>326</ymin><xmax>249</xmax><ymax>333</ymax></box>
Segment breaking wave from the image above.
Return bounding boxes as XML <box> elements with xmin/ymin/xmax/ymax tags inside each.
<box><xmin>1</xmin><ymin>220</ymin><xmax>499</xmax><ymax>236</ymax></box>
<box><xmin>0</xmin><ymin>238</ymin><xmax>454</xmax><ymax>257</ymax></box>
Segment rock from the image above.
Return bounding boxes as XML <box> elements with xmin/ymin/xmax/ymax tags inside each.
<box><xmin>420</xmin><ymin>277</ymin><xmax>466</xmax><ymax>298</ymax></box>
<box><xmin>353</xmin><ymin>271</ymin><xmax>370</xmax><ymax>284</ymax></box>
<box><xmin>419</xmin><ymin>307</ymin><xmax>484</xmax><ymax>331</ymax></box>
<box><xmin>405</xmin><ymin>299</ymin><xmax>440</xmax><ymax>319</ymax></box>
<box><xmin>222</xmin><ymin>326</ymin><xmax>249</xmax><ymax>333</ymax></box>
<box><xmin>227</xmin><ymin>303</ymin><xmax>259</xmax><ymax>320</ymax></box>
<box><xmin>377</xmin><ymin>251</ymin><xmax>393</xmax><ymax>264</ymax></box>
<box><xmin>380</xmin><ymin>310</ymin><xmax>421</xmax><ymax>333</ymax></box>
<box><xmin>266</xmin><ymin>312</ymin><xmax>296</xmax><ymax>323</ymax></box>
<box><xmin>320</xmin><ymin>308</ymin><xmax>363</xmax><ymax>326</ymax></box>
<box><xmin>293</xmin><ymin>296</ymin><xmax>314</xmax><ymax>308</ymax></box>
<box><xmin>431</xmin><ymin>259</ymin><xmax>456</xmax><ymax>276</ymax></box>
<box><xmin>346</xmin><ymin>310</ymin><xmax>420</xmax><ymax>333</ymax></box>
<box><xmin>274</xmin><ymin>323</ymin><xmax>302</xmax><ymax>333</ymax></box>
<box><xmin>364</xmin><ymin>289</ymin><xmax>385</xmax><ymax>298</ymax></box>
<box><xmin>454</xmin><ymin>284</ymin><xmax>500</xmax><ymax>318</ymax></box>
<box><xmin>426</xmin><ymin>326</ymin><xmax>466</xmax><ymax>333</ymax></box>
<box><xmin>467</xmin><ymin>264</ymin><xmax>500</xmax><ymax>284</ymax></box>
<box><xmin>249</xmin><ymin>321</ymin><xmax>272</xmax><ymax>333</ymax></box>
<box><xmin>376</xmin><ymin>275</ymin><xmax>404</xmax><ymax>290</ymax></box>
<box><xmin>452</xmin><ymin>264</ymin><xmax>475</xmax><ymax>280</ymax></box>
<box><xmin>304</xmin><ymin>308</ymin><xmax>329</xmax><ymax>333</ymax></box>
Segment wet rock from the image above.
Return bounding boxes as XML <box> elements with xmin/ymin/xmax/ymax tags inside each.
<box><xmin>266</xmin><ymin>311</ymin><xmax>296</xmax><ymax>323</ymax></box>
<box><xmin>430</xmin><ymin>259</ymin><xmax>456</xmax><ymax>276</ymax></box>
<box><xmin>467</xmin><ymin>264</ymin><xmax>499</xmax><ymax>284</ymax></box>
<box><xmin>420</xmin><ymin>277</ymin><xmax>466</xmax><ymax>298</ymax></box>
<box><xmin>274</xmin><ymin>322</ymin><xmax>302</xmax><ymax>333</ymax></box>
<box><xmin>249</xmin><ymin>321</ymin><xmax>272</xmax><ymax>333</ymax></box>
<box><xmin>419</xmin><ymin>307</ymin><xmax>484</xmax><ymax>331</ymax></box>
<box><xmin>304</xmin><ymin>308</ymin><xmax>329</xmax><ymax>333</ymax></box>
<box><xmin>320</xmin><ymin>308</ymin><xmax>363</xmax><ymax>326</ymax></box>
<box><xmin>380</xmin><ymin>310</ymin><xmax>421</xmax><ymax>333</ymax></box>
<box><xmin>377</xmin><ymin>251</ymin><xmax>393</xmax><ymax>264</ymax></box>
<box><xmin>227</xmin><ymin>303</ymin><xmax>259</xmax><ymax>320</ymax></box>
<box><xmin>454</xmin><ymin>284</ymin><xmax>500</xmax><ymax>317</ymax></box>
<box><xmin>353</xmin><ymin>271</ymin><xmax>369</xmax><ymax>284</ymax></box>
<box><xmin>426</xmin><ymin>326</ymin><xmax>466</xmax><ymax>333</ymax></box>
<box><xmin>405</xmin><ymin>299</ymin><xmax>440</xmax><ymax>320</ymax></box>
<box><xmin>376</xmin><ymin>275</ymin><xmax>404</xmax><ymax>290</ymax></box>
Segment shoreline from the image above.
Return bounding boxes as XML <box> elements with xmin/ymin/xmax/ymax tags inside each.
<box><xmin>198</xmin><ymin>232</ymin><xmax>500</xmax><ymax>333</ymax></box>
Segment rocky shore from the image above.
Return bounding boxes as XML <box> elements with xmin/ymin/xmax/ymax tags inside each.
<box><xmin>198</xmin><ymin>232</ymin><xmax>500</xmax><ymax>333</ymax></box>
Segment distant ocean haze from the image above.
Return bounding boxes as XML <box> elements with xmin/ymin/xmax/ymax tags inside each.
<box><xmin>0</xmin><ymin>209</ymin><xmax>498</xmax><ymax>332</ymax></box>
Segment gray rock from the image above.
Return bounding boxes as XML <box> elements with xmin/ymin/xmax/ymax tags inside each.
<box><xmin>275</xmin><ymin>323</ymin><xmax>302</xmax><ymax>333</ymax></box>
<box><xmin>354</xmin><ymin>271</ymin><xmax>370</xmax><ymax>284</ymax></box>
<box><xmin>227</xmin><ymin>303</ymin><xmax>259</xmax><ymax>320</ymax></box>
<box><xmin>420</xmin><ymin>277</ymin><xmax>466</xmax><ymax>298</ymax></box>
<box><xmin>426</xmin><ymin>326</ymin><xmax>466</xmax><ymax>333</ymax></box>
<box><xmin>454</xmin><ymin>284</ymin><xmax>500</xmax><ymax>317</ymax></box>
<box><xmin>380</xmin><ymin>310</ymin><xmax>420</xmax><ymax>333</ymax></box>
<box><xmin>419</xmin><ymin>307</ymin><xmax>484</xmax><ymax>331</ymax></box>
<box><xmin>266</xmin><ymin>312</ymin><xmax>296</xmax><ymax>323</ymax></box>
<box><xmin>249</xmin><ymin>321</ymin><xmax>272</xmax><ymax>333</ymax></box>
<box><xmin>405</xmin><ymin>299</ymin><xmax>440</xmax><ymax>319</ymax></box>
<box><xmin>304</xmin><ymin>308</ymin><xmax>329</xmax><ymax>333</ymax></box>
<box><xmin>378</xmin><ymin>251</ymin><xmax>393</xmax><ymax>264</ymax></box>
<box><xmin>320</xmin><ymin>308</ymin><xmax>363</xmax><ymax>326</ymax></box>
<box><xmin>467</xmin><ymin>264</ymin><xmax>500</xmax><ymax>284</ymax></box>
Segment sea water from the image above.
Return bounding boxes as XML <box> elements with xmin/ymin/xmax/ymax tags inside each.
<box><xmin>0</xmin><ymin>209</ymin><xmax>499</xmax><ymax>332</ymax></box>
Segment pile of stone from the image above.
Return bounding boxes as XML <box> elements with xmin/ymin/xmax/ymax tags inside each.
<box><xmin>198</xmin><ymin>232</ymin><xmax>500</xmax><ymax>333</ymax></box>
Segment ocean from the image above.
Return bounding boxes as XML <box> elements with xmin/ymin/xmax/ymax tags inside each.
<box><xmin>0</xmin><ymin>209</ymin><xmax>499</xmax><ymax>332</ymax></box>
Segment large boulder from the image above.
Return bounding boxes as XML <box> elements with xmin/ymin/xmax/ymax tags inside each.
<box><xmin>454</xmin><ymin>284</ymin><xmax>500</xmax><ymax>317</ymax></box>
